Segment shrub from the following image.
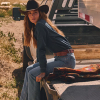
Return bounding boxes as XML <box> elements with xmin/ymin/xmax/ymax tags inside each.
<box><xmin>0</xmin><ymin>3</ymin><xmax>26</xmax><ymax>17</ymax></box>
<box><xmin>7</xmin><ymin>9</ymin><xmax>12</xmax><ymax>16</ymax></box>
<box><xmin>0</xmin><ymin>31</ymin><xmax>21</xmax><ymax>63</ymax></box>
<box><xmin>0</xmin><ymin>10</ymin><xmax>6</xmax><ymax>17</ymax></box>
<box><xmin>13</xmin><ymin>3</ymin><xmax>26</xmax><ymax>11</ymax></box>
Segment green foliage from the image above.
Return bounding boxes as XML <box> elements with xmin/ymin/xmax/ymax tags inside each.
<box><xmin>7</xmin><ymin>9</ymin><xmax>12</xmax><ymax>16</ymax></box>
<box><xmin>0</xmin><ymin>10</ymin><xmax>6</xmax><ymax>17</ymax></box>
<box><xmin>8</xmin><ymin>32</ymin><xmax>16</xmax><ymax>42</ymax></box>
<box><xmin>2</xmin><ymin>92</ymin><xmax>13</xmax><ymax>99</ymax></box>
<box><xmin>0</xmin><ymin>3</ymin><xmax>26</xmax><ymax>17</ymax></box>
<box><xmin>0</xmin><ymin>22</ymin><xmax>2</xmax><ymax>27</ymax></box>
<box><xmin>13</xmin><ymin>3</ymin><xmax>26</xmax><ymax>11</ymax></box>
<box><xmin>16</xmin><ymin>97</ymin><xmax>19</xmax><ymax>100</ymax></box>
<box><xmin>4</xmin><ymin>81</ymin><xmax>16</xmax><ymax>88</ymax></box>
<box><xmin>0</xmin><ymin>31</ymin><xmax>21</xmax><ymax>63</ymax></box>
<box><xmin>2</xmin><ymin>92</ymin><xmax>8</xmax><ymax>99</ymax></box>
<box><xmin>0</xmin><ymin>31</ymin><xmax>6</xmax><ymax>37</ymax></box>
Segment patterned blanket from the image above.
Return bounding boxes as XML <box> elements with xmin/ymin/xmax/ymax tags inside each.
<box><xmin>46</xmin><ymin>64</ymin><xmax>100</xmax><ymax>83</ymax></box>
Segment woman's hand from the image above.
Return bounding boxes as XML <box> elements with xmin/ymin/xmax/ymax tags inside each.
<box><xmin>36</xmin><ymin>73</ymin><xmax>46</xmax><ymax>82</ymax></box>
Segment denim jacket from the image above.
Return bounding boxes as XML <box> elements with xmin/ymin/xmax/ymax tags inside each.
<box><xmin>34</xmin><ymin>19</ymin><xmax>72</xmax><ymax>73</ymax></box>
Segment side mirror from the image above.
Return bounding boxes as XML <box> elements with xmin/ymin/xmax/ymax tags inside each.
<box><xmin>12</xmin><ymin>7</ymin><xmax>25</xmax><ymax>21</ymax></box>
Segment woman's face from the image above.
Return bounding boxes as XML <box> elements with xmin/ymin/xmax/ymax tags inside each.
<box><xmin>28</xmin><ymin>10</ymin><xmax>39</xmax><ymax>24</ymax></box>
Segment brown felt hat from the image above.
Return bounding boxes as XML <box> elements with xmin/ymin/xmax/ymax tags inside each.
<box><xmin>19</xmin><ymin>0</ymin><xmax>49</xmax><ymax>15</ymax></box>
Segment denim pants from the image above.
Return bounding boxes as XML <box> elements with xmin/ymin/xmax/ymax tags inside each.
<box><xmin>20</xmin><ymin>53</ymin><xmax>76</xmax><ymax>100</ymax></box>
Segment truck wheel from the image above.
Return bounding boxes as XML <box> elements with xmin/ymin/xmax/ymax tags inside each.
<box><xmin>22</xmin><ymin>46</ymin><xmax>33</xmax><ymax>72</ymax></box>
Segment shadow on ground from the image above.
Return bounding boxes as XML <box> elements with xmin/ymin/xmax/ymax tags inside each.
<box><xmin>12</xmin><ymin>67</ymin><xmax>25</xmax><ymax>97</ymax></box>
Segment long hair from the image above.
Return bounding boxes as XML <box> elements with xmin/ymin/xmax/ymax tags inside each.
<box><xmin>24</xmin><ymin>10</ymin><xmax>65</xmax><ymax>48</ymax></box>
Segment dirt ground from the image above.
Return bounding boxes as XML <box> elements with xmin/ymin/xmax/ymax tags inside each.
<box><xmin>0</xmin><ymin>0</ymin><xmax>42</xmax><ymax>99</ymax></box>
<box><xmin>0</xmin><ymin>1</ymin><xmax>42</xmax><ymax>99</ymax></box>
<box><xmin>0</xmin><ymin>17</ymin><xmax>24</xmax><ymax>50</ymax></box>
<box><xmin>0</xmin><ymin>17</ymin><xmax>25</xmax><ymax>100</ymax></box>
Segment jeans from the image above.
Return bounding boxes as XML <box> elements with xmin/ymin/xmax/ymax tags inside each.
<box><xmin>20</xmin><ymin>53</ymin><xmax>76</xmax><ymax>100</ymax></box>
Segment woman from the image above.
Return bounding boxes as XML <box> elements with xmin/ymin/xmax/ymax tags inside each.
<box><xmin>19</xmin><ymin>0</ymin><xmax>76</xmax><ymax>100</ymax></box>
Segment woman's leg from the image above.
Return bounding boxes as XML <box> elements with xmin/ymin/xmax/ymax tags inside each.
<box><xmin>20</xmin><ymin>62</ymin><xmax>40</xmax><ymax>100</ymax></box>
<box><xmin>28</xmin><ymin>53</ymin><xmax>75</xmax><ymax>100</ymax></box>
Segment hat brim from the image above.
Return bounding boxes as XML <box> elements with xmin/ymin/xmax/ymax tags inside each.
<box><xmin>19</xmin><ymin>5</ymin><xmax>49</xmax><ymax>15</ymax></box>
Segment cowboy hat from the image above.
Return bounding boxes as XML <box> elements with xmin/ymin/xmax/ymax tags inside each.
<box><xmin>19</xmin><ymin>0</ymin><xmax>49</xmax><ymax>15</ymax></box>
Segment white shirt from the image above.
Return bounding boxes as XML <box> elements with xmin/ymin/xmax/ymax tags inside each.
<box><xmin>30</xmin><ymin>30</ymin><xmax>37</xmax><ymax>63</ymax></box>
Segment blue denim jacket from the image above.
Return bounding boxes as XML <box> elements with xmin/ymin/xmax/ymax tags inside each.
<box><xmin>34</xmin><ymin>19</ymin><xmax>72</xmax><ymax>73</ymax></box>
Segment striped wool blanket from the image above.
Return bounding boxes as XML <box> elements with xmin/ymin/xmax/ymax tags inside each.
<box><xmin>46</xmin><ymin>64</ymin><xmax>100</xmax><ymax>83</ymax></box>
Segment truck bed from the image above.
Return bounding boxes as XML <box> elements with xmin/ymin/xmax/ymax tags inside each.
<box><xmin>41</xmin><ymin>61</ymin><xmax>100</xmax><ymax>100</ymax></box>
<box><xmin>51</xmin><ymin>80</ymin><xmax>100</xmax><ymax>100</ymax></box>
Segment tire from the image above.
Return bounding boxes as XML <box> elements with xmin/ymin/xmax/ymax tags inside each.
<box><xmin>22</xmin><ymin>46</ymin><xmax>33</xmax><ymax>72</ymax></box>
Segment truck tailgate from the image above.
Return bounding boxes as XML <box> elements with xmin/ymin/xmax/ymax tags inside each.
<box><xmin>51</xmin><ymin>80</ymin><xmax>100</xmax><ymax>100</ymax></box>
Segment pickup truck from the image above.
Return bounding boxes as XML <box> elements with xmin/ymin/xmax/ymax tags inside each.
<box><xmin>13</xmin><ymin>0</ymin><xmax>100</xmax><ymax>71</ymax></box>
<box><xmin>12</xmin><ymin>0</ymin><xmax>100</xmax><ymax>99</ymax></box>
<box><xmin>40</xmin><ymin>71</ymin><xmax>100</xmax><ymax>100</ymax></box>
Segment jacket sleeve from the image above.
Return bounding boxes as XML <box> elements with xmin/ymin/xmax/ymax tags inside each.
<box><xmin>35</xmin><ymin>23</ymin><xmax>48</xmax><ymax>73</ymax></box>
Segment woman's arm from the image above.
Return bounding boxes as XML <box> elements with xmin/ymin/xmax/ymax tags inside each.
<box><xmin>36</xmin><ymin>23</ymin><xmax>48</xmax><ymax>73</ymax></box>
